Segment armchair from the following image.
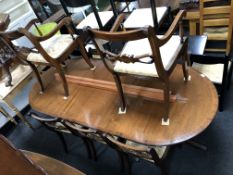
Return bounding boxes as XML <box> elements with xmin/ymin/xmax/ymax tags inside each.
<box><xmin>17</xmin><ymin>17</ymin><xmax>95</xmax><ymax>99</ymax></box>
<box><xmin>89</xmin><ymin>10</ymin><xmax>189</xmax><ymax>125</ymax></box>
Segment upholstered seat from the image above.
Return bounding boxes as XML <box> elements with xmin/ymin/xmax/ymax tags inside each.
<box><xmin>192</xmin><ymin>63</ymin><xmax>224</xmax><ymax>84</ymax></box>
<box><xmin>125</xmin><ymin>140</ymin><xmax>167</xmax><ymax>159</ymax></box>
<box><xmin>123</xmin><ymin>7</ymin><xmax>168</xmax><ymax>29</ymax></box>
<box><xmin>27</xmin><ymin>34</ymin><xmax>77</xmax><ymax>63</ymax></box>
<box><xmin>114</xmin><ymin>36</ymin><xmax>181</xmax><ymax>77</ymax></box>
<box><xmin>76</xmin><ymin>11</ymin><xmax>114</xmax><ymax>29</ymax></box>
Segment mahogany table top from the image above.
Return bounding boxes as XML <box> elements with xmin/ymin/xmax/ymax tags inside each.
<box><xmin>29</xmin><ymin>59</ymin><xmax>218</xmax><ymax>146</ymax></box>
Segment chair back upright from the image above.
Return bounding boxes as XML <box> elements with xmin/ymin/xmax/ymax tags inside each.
<box><xmin>199</xmin><ymin>0</ymin><xmax>233</xmax><ymax>55</ymax></box>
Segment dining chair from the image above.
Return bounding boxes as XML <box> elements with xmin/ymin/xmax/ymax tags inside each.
<box><xmin>63</xmin><ymin>120</ymin><xmax>128</xmax><ymax>169</ymax></box>
<box><xmin>191</xmin><ymin>0</ymin><xmax>233</xmax><ymax>111</ymax></box>
<box><xmin>89</xmin><ymin>10</ymin><xmax>189</xmax><ymax>125</ymax></box>
<box><xmin>62</xmin><ymin>120</ymin><xmax>105</xmax><ymax>161</ymax></box>
<box><xmin>0</xmin><ymin>135</ymin><xmax>85</xmax><ymax>175</ymax></box>
<box><xmin>110</xmin><ymin>0</ymin><xmax>137</xmax><ymax>17</ymax></box>
<box><xmin>29</xmin><ymin>110</ymin><xmax>95</xmax><ymax>160</ymax></box>
<box><xmin>102</xmin><ymin>133</ymin><xmax>169</xmax><ymax>175</ymax></box>
<box><xmin>17</xmin><ymin>16</ymin><xmax>95</xmax><ymax>99</ymax></box>
<box><xmin>59</xmin><ymin>0</ymin><xmax>106</xmax><ymax>30</ymax></box>
<box><xmin>0</xmin><ymin>135</ymin><xmax>47</xmax><ymax>175</ymax></box>
<box><xmin>121</xmin><ymin>0</ymin><xmax>170</xmax><ymax>33</ymax></box>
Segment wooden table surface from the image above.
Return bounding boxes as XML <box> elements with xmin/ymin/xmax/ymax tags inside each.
<box><xmin>23</xmin><ymin>151</ymin><xmax>85</xmax><ymax>175</ymax></box>
<box><xmin>29</xmin><ymin>59</ymin><xmax>218</xmax><ymax>146</ymax></box>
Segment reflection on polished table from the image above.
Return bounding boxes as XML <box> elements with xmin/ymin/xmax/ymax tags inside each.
<box><xmin>29</xmin><ymin>59</ymin><xmax>218</xmax><ymax>146</ymax></box>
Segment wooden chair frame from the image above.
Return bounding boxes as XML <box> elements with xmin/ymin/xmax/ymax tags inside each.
<box><xmin>29</xmin><ymin>111</ymin><xmax>96</xmax><ymax>160</ymax></box>
<box><xmin>89</xmin><ymin>10</ymin><xmax>189</xmax><ymax>124</ymax></box>
<box><xmin>191</xmin><ymin>0</ymin><xmax>233</xmax><ymax>111</ymax></box>
<box><xmin>63</xmin><ymin>120</ymin><xmax>105</xmax><ymax>161</ymax></box>
<box><xmin>102</xmin><ymin>133</ymin><xmax>170</xmax><ymax>175</ymax></box>
<box><xmin>17</xmin><ymin>17</ymin><xmax>95</xmax><ymax>98</ymax></box>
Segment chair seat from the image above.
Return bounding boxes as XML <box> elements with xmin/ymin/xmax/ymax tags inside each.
<box><xmin>192</xmin><ymin>63</ymin><xmax>224</xmax><ymax>84</ymax></box>
<box><xmin>123</xmin><ymin>7</ymin><xmax>168</xmax><ymax>29</ymax></box>
<box><xmin>114</xmin><ymin>35</ymin><xmax>181</xmax><ymax>77</ymax></box>
<box><xmin>27</xmin><ymin>34</ymin><xmax>76</xmax><ymax>63</ymax></box>
<box><xmin>126</xmin><ymin>140</ymin><xmax>167</xmax><ymax>159</ymax></box>
<box><xmin>76</xmin><ymin>11</ymin><xmax>114</xmax><ymax>29</ymax></box>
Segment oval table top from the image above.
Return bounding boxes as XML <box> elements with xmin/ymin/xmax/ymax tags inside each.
<box><xmin>29</xmin><ymin>60</ymin><xmax>218</xmax><ymax>146</ymax></box>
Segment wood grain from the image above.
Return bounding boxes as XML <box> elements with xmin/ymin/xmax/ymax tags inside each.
<box><xmin>55</xmin><ymin>74</ymin><xmax>177</xmax><ymax>102</ymax></box>
<box><xmin>29</xmin><ymin>59</ymin><xmax>218</xmax><ymax>146</ymax></box>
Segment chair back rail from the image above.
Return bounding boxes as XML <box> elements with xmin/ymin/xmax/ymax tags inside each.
<box><xmin>199</xmin><ymin>0</ymin><xmax>233</xmax><ymax>55</ymax></box>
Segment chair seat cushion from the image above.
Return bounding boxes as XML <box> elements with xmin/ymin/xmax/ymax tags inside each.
<box><xmin>114</xmin><ymin>35</ymin><xmax>181</xmax><ymax>77</ymax></box>
<box><xmin>27</xmin><ymin>34</ymin><xmax>76</xmax><ymax>63</ymax></box>
<box><xmin>192</xmin><ymin>63</ymin><xmax>224</xmax><ymax>84</ymax></box>
<box><xmin>126</xmin><ymin>140</ymin><xmax>167</xmax><ymax>159</ymax></box>
<box><xmin>123</xmin><ymin>7</ymin><xmax>168</xmax><ymax>28</ymax></box>
<box><xmin>76</xmin><ymin>11</ymin><xmax>114</xmax><ymax>29</ymax></box>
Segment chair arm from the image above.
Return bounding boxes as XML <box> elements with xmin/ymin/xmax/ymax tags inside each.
<box><xmin>110</xmin><ymin>13</ymin><xmax>126</xmax><ymax>32</ymax></box>
<box><xmin>24</xmin><ymin>18</ymin><xmax>40</xmax><ymax>31</ymax></box>
<box><xmin>19</xmin><ymin>17</ymin><xmax>75</xmax><ymax>42</ymax></box>
<box><xmin>0</xmin><ymin>30</ymin><xmax>24</xmax><ymax>42</ymax></box>
<box><xmin>159</xmin><ymin>10</ymin><xmax>186</xmax><ymax>46</ymax></box>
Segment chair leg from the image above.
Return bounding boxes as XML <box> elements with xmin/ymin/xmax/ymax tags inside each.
<box><xmin>113</xmin><ymin>73</ymin><xmax>126</xmax><ymax>114</ymax></box>
<box><xmin>54</xmin><ymin>131</ymin><xmax>69</xmax><ymax>153</ymax></box>
<box><xmin>54</xmin><ymin>63</ymin><xmax>69</xmax><ymax>99</ymax></box>
<box><xmin>227</xmin><ymin>60</ymin><xmax>233</xmax><ymax>90</ymax></box>
<box><xmin>159</xmin><ymin>161</ymin><xmax>169</xmax><ymax>175</ymax></box>
<box><xmin>186</xmin><ymin>140</ymin><xmax>207</xmax><ymax>151</ymax></box>
<box><xmin>86</xmin><ymin>139</ymin><xmax>97</xmax><ymax>161</ymax></box>
<box><xmin>78</xmin><ymin>39</ymin><xmax>96</xmax><ymax>70</ymax></box>
<box><xmin>79</xmin><ymin>137</ymin><xmax>94</xmax><ymax>159</ymax></box>
<box><xmin>219</xmin><ymin>61</ymin><xmax>228</xmax><ymax>111</ymax></box>
<box><xmin>0</xmin><ymin>107</ymin><xmax>17</xmax><ymax>125</ymax></box>
<box><xmin>182</xmin><ymin>51</ymin><xmax>189</xmax><ymax>82</ymax></box>
<box><xmin>162</xmin><ymin>81</ymin><xmax>170</xmax><ymax>125</ymax></box>
<box><xmin>1</xmin><ymin>99</ymin><xmax>34</xmax><ymax>130</ymax></box>
<box><xmin>116</xmin><ymin>150</ymin><xmax>125</xmax><ymax>172</ymax></box>
<box><xmin>122</xmin><ymin>153</ymin><xmax>131</xmax><ymax>175</ymax></box>
<box><xmin>26</xmin><ymin>61</ymin><xmax>45</xmax><ymax>93</ymax></box>
<box><xmin>182</xmin><ymin>46</ymin><xmax>191</xmax><ymax>82</ymax></box>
